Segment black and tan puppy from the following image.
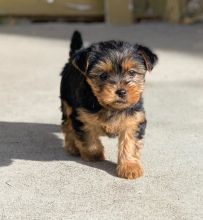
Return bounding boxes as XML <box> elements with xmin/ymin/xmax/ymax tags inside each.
<box><xmin>60</xmin><ymin>31</ymin><xmax>158</xmax><ymax>179</ymax></box>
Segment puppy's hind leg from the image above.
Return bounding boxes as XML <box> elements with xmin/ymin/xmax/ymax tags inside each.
<box><xmin>63</xmin><ymin>120</ymin><xmax>80</xmax><ymax>156</ymax></box>
<box><xmin>73</xmin><ymin>126</ymin><xmax>105</xmax><ymax>162</ymax></box>
<box><xmin>62</xmin><ymin>101</ymin><xmax>80</xmax><ymax>156</ymax></box>
<box><xmin>72</xmin><ymin>110</ymin><xmax>105</xmax><ymax>162</ymax></box>
<box><xmin>76</xmin><ymin>131</ymin><xmax>105</xmax><ymax>162</ymax></box>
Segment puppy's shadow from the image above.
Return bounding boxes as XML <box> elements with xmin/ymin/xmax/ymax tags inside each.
<box><xmin>0</xmin><ymin>121</ymin><xmax>116</xmax><ymax>176</ymax></box>
<box><xmin>67</xmin><ymin>154</ymin><xmax>117</xmax><ymax>177</ymax></box>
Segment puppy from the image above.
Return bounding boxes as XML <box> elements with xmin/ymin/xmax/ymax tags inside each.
<box><xmin>60</xmin><ymin>31</ymin><xmax>158</xmax><ymax>179</ymax></box>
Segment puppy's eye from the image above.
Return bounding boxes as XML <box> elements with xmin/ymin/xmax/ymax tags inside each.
<box><xmin>128</xmin><ymin>70</ymin><xmax>137</xmax><ymax>77</ymax></box>
<box><xmin>99</xmin><ymin>72</ymin><xmax>108</xmax><ymax>80</ymax></box>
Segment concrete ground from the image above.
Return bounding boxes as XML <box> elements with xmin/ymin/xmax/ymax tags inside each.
<box><xmin>0</xmin><ymin>22</ymin><xmax>202</xmax><ymax>220</ymax></box>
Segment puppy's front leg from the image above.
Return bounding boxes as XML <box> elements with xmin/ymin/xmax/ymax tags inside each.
<box><xmin>117</xmin><ymin>128</ymin><xmax>144</xmax><ymax>179</ymax></box>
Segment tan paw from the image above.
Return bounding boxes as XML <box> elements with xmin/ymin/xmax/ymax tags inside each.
<box><xmin>81</xmin><ymin>150</ymin><xmax>105</xmax><ymax>162</ymax></box>
<box><xmin>117</xmin><ymin>161</ymin><xmax>143</xmax><ymax>179</ymax></box>
<box><xmin>64</xmin><ymin>144</ymin><xmax>80</xmax><ymax>156</ymax></box>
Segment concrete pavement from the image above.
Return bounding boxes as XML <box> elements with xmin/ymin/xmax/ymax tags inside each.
<box><xmin>0</xmin><ymin>22</ymin><xmax>203</xmax><ymax>220</ymax></box>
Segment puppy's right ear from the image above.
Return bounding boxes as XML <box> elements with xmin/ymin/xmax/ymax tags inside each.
<box><xmin>71</xmin><ymin>48</ymin><xmax>89</xmax><ymax>74</ymax></box>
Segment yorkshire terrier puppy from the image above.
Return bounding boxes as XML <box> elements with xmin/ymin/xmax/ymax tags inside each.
<box><xmin>60</xmin><ymin>31</ymin><xmax>158</xmax><ymax>179</ymax></box>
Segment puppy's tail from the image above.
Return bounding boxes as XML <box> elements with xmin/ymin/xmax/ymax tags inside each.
<box><xmin>69</xmin><ymin>31</ymin><xmax>83</xmax><ymax>57</ymax></box>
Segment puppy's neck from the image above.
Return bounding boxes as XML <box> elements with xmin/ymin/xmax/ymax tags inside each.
<box><xmin>100</xmin><ymin>98</ymin><xmax>144</xmax><ymax>122</ymax></box>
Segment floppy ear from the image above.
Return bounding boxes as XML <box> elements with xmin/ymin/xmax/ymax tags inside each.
<box><xmin>136</xmin><ymin>45</ymin><xmax>158</xmax><ymax>72</ymax></box>
<box><xmin>71</xmin><ymin>48</ymin><xmax>89</xmax><ymax>74</ymax></box>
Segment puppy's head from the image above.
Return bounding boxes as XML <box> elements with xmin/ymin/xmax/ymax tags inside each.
<box><xmin>71</xmin><ymin>41</ymin><xmax>158</xmax><ymax>110</ymax></box>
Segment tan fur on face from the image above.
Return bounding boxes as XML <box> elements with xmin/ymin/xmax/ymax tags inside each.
<box><xmin>86</xmin><ymin>59</ymin><xmax>117</xmax><ymax>108</ymax></box>
<box><xmin>86</xmin><ymin>56</ymin><xmax>145</xmax><ymax>110</ymax></box>
<box><xmin>96</xmin><ymin>59</ymin><xmax>113</xmax><ymax>72</ymax></box>
<box><xmin>122</xmin><ymin>57</ymin><xmax>139</xmax><ymax>72</ymax></box>
<box><xmin>98</xmin><ymin>84</ymin><xmax>118</xmax><ymax>107</ymax></box>
<box><xmin>86</xmin><ymin>79</ymin><xmax>118</xmax><ymax>109</ymax></box>
<box><xmin>121</xmin><ymin>57</ymin><xmax>145</xmax><ymax>105</ymax></box>
<box><xmin>87</xmin><ymin>79</ymin><xmax>144</xmax><ymax>110</ymax></box>
<box><xmin>126</xmin><ymin>80</ymin><xmax>144</xmax><ymax>105</ymax></box>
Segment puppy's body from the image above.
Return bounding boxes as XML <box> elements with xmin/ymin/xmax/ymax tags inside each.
<box><xmin>60</xmin><ymin>31</ymin><xmax>157</xmax><ymax>179</ymax></box>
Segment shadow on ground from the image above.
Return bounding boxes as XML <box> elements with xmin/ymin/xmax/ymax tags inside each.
<box><xmin>0</xmin><ymin>22</ymin><xmax>203</xmax><ymax>56</ymax></box>
<box><xmin>0</xmin><ymin>121</ymin><xmax>116</xmax><ymax>176</ymax></box>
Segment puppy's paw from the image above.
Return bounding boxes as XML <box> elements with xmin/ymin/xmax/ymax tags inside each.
<box><xmin>81</xmin><ymin>150</ymin><xmax>105</xmax><ymax>162</ymax></box>
<box><xmin>64</xmin><ymin>144</ymin><xmax>80</xmax><ymax>156</ymax></box>
<box><xmin>117</xmin><ymin>161</ymin><xmax>143</xmax><ymax>179</ymax></box>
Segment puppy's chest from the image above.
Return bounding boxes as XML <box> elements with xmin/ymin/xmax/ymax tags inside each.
<box><xmin>78</xmin><ymin>109</ymin><xmax>144</xmax><ymax>137</ymax></box>
<box><xmin>99</xmin><ymin>111</ymin><xmax>131</xmax><ymax>137</ymax></box>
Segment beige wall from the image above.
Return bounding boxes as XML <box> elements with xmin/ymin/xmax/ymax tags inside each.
<box><xmin>0</xmin><ymin>0</ymin><xmax>202</xmax><ymax>23</ymax></box>
<box><xmin>0</xmin><ymin>0</ymin><xmax>104</xmax><ymax>16</ymax></box>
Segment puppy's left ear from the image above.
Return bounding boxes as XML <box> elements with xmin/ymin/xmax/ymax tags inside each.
<box><xmin>71</xmin><ymin>48</ymin><xmax>89</xmax><ymax>74</ymax></box>
<box><xmin>136</xmin><ymin>45</ymin><xmax>158</xmax><ymax>72</ymax></box>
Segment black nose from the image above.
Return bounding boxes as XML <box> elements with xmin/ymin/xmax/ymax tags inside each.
<box><xmin>116</xmin><ymin>89</ymin><xmax>127</xmax><ymax>98</ymax></box>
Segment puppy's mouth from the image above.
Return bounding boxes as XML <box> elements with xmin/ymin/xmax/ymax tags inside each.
<box><xmin>114</xmin><ymin>100</ymin><xmax>126</xmax><ymax>104</ymax></box>
<box><xmin>109</xmin><ymin>99</ymin><xmax>130</xmax><ymax>109</ymax></box>
<box><xmin>115</xmin><ymin>99</ymin><xmax>126</xmax><ymax>103</ymax></box>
